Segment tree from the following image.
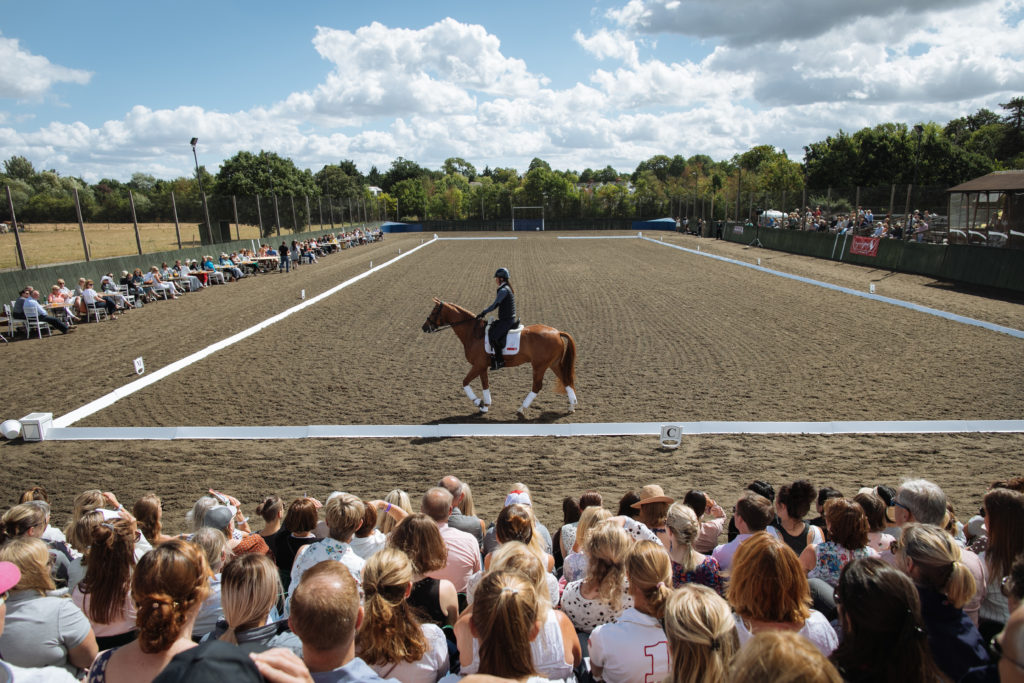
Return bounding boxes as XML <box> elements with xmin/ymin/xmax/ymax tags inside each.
<box><xmin>442</xmin><ymin>157</ymin><xmax>477</xmax><ymax>180</ymax></box>
<box><xmin>215</xmin><ymin>151</ymin><xmax>316</xmax><ymax>235</ymax></box>
<box><xmin>632</xmin><ymin>155</ymin><xmax>671</xmax><ymax>183</ymax></box>
<box><xmin>382</xmin><ymin>157</ymin><xmax>427</xmax><ymax>192</ymax></box>
<box><xmin>527</xmin><ymin>157</ymin><xmax>551</xmax><ymax>173</ymax></box>
<box><xmin>594</xmin><ymin>165</ymin><xmax>619</xmax><ymax>183</ymax></box>
<box><xmin>1000</xmin><ymin>97</ymin><xmax>1024</xmax><ymax>131</ymax></box>
<box><xmin>3</xmin><ymin>156</ymin><xmax>35</xmax><ymax>180</ymax></box>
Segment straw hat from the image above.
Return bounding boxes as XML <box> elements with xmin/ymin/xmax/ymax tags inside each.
<box><xmin>631</xmin><ymin>484</ymin><xmax>674</xmax><ymax>509</ymax></box>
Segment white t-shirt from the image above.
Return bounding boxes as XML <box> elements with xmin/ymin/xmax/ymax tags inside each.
<box><xmin>732</xmin><ymin>610</ymin><xmax>838</xmax><ymax>656</ymax></box>
<box><xmin>462</xmin><ymin>609</ymin><xmax>573</xmax><ymax>680</ymax></box>
<box><xmin>589</xmin><ymin>607</ymin><xmax>669</xmax><ymax>683</ymax></box>
<box><xmin>368</xmin><ymin>623</ymin><xmax>449</xmax><ymax>683</ymax></box>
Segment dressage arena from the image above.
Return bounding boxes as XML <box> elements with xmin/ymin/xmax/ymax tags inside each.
<box><xmin>2</xmin><ymin>231</ymin><xmax>1022</xmax><ymax>530</ymax></box>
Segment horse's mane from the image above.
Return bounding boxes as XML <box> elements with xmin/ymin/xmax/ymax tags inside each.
<box><xmin>444</xmin><ymin>302</ymin><xmax>485</xmax><ymax>338</ymax></box>
<box><xmin>445</xmin><ymin>302</ymin><xmax>475</xmax><ymax>319</ymax></box>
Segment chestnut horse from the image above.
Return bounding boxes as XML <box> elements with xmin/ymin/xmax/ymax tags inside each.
<box><xmin>422</xmin><ymin>298</ymin><xmax>578</xmax><ymax>416</ymax></box>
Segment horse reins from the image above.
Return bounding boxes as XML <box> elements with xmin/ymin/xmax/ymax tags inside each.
<box><xmin>426</xmin><ymin>302</ymin><xmax>479</xmax><ymax>333</ymax></box>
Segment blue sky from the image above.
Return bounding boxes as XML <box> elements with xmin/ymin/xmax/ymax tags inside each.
<box><xmin>1</xmin><ymin>0</ymin><xmax>1021</xmax><ymax>181</ymax></box>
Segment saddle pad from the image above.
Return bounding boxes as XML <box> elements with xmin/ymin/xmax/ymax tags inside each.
<box><xmin>484</xmin><ymin>324</ymin><xmax>524</xmax><ymax>355</ymax></box>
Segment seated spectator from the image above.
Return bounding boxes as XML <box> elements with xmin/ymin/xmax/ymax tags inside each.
<box><xmin>616</xmin><ymin>490</ymin><xmax>641</xmax><ymax>519</ymax></box>
<box><xmin>998</xmin><ymin>605</ymin><xmax>1024</xmax><ymax>683</ymax></box>
<box><xmin>144</xmin><ymin>266</ymin><xmax>179</xmax><ymax>299</ymax></box>
<box><xmin>439</xmin><ymin>475</ymin><xmax>486</xmax><ymax>546</ymax></box>
<box><xmin>72</xmin><ymin>517</ymin><xmax>139</xmax><ymax>649</ymax></box>
<box><xmin>559</xmin><ymin>490</ymin><xmax>602</xmax><ymax>560</ymax></box>
<box><xmin>81</xmin><ymin>278</ymin><xmax>120</xmax><ymax>318</ymax></box>
<box><xmin>726</xmin><ymin>630</ymin><xmax>842</xmax><ymax>683</ymax></box>
<box><xmin>200</xmin><ymin>257</ymin><xmax>227</xmax><ymax>285</ymax></box>
<box><xmin>555</xmin><ymin>495</ymin><xmax>580</xmax><ymax>570</ymax></box>
<box><xmin>349</xmin><ymin>502</ymin><xmax>386</xmax><ymax>560</ymax></box>
<box><xmin>387</xmin><ymin>513</ymin><xmax>459</xmax><ymax>627</ymax></box>
<box><xmin>0</xmin><ymin>537</ymin><xmax>98</xmax><ymax>675</ymax></box>
<box><xmin>174</xmin><ymin>259</ymin><xmax>204</xmax><ymax>291</ymax></box>
<box><xmin>0</xmin><ymin>560</ymin><xmax>78</xmax><ymax>683</ymax></box>
<box><xmin>894</xmin><ymin>523</ymin><xmax>991</xmax><ymax>681</ymax></box>
<box><xmin>287</xmin><ymin>493</ymin><xmax>366</xmax><ymax>615</ymax></box>
<box><xmin>559</xmin><ymin>520</ymin><xmax>633</xmax><ymax>634</ymax></box>
<box><xmin>202</xmin><ymin>553</ymin><xmax>299</xmax><ymax>654</ymax></box>
<box><xmin>664</xmin><ymin>584</ymin><xmax>738</xmax><ymax>683</ymax></box>
<box><xmin>683</xmin><ymin>489</ymin><xmax>726</xmax><ymax>554</ymax></box>
<box><xmin>483</xmin><ymin>485</ymin><xmax>553</xmax><ymax>557</ymax></box>
<box><xmin>808</xmin><ymin>486</ymin><xmax>842</xmax><ymax>532</ymax></box>
<box><xmin>376</xmin><ymin>489</ymin><xmax>412</xmax><ymax>536</ymax></box>
<box><xmin>191</xmin><ymin>526</ymin><xmax>230</xmax><ymax>639</ymax></box>
<box><xmin>799</xmin><ymin>497</ymin><xmax>876</xmax><ymax>620</ymax></box>
<box><xmin>458</xmin><ymin>543</ymin><xmax>579</xmax><ymax>679</ymax></box>
<box><xmin>666</xmin><ymin>502</ymin><xmax>724</xmax><ymax>595</ymax></box>
<box><xmin>561</xmin><ymin>505</ymin><xmax>612</xmax><ymax>583</ymax></box>
<box><xmin>254</xmin><ymin>494</ymin><xmax>285</xmax><ymax>552</ymax></box>
<box><xmin>830</xmin><ymin>558</ymin><xmax>944</xmax><ymax>683</ymax></box>
<box><xmin>484</xmin><ymin>503</ymin><xmax>554</xmax><ymax>573</ymax></box>
<box><xmin>47</xmin><ymin>284</ymin><xmax>64</xmax><ymax>305</ymax></box>
<box><xmin>416</xmin><ymin>487</ymin><xmax>482</xmax><ymax>593</ymax></box>
<box><xmin>852</xmin><ymin>491</ymin><xmax>895</xmax><ymax>552</ymax></box>
<box><xmin>11</xmin><ymin>285</ymin><xmax>72</xmax><ymax>333</ymax></box>
<box><xmin>1</xmin><ymin>502</ymin><xmax>73</xmax><ymax>589</ymax></box>
<box><xmin>727</xmin><ymin>481</ymin><xmax>775</xmax><ymax>542</ymax></box>
<box><xmin>86</xmin><ymin>539</ymin><xmax>212</xmax><ymax>682</ymax></box>
<box><xmin>17</xmin><ymin>488</ymin><xmax>67</xmax><ymax>545</ymax></box>
<box><xmin>356</xmin><ymin>547</ymin><xmax>449</xmax><ymax>681</ymax></box>
<box><xmin>713</xmin><ymin>491</ymin><xmax>775</xmax><ymax>571</ymax></box>
<box><xmin>589</xmin><ymin>540</ymin><xmax>673</xmax><ymax>683</ymax></box>
<box><xmin>287</xmin><ymin>560</ymin><xmax>392</xmax><ymax>681</ymax></box>
<box><xmin>219</xmin><ymin>253</ymin><xmax>244</xmax><ymax>281</ymax></box>
<box><xmin>55</xmin><ymin>278</ymin><xmax>73</xmax><ymax>300</ymax></box>
<box><xmin>202</xmin><ymin>503</ymin><xmax>269</xmax><ymax>556</ymax></box>
<box><xmin>272</xmin><ymin>498</ymin><xmax>319</xmax><ymax>594</ymax></box>
<box><xmin>100</xmin><ymin>273</ymin><xmax>130</xmax><ymax>308</ymax></box>
<box><xmin>886</xmin><ymin>478</ymin><xmax>985</xmax><ymax>625</ymax></box>
<box><xmin>631</xmin><ymin>484</ymin><xmax>674</xmax><ymax>548</ymax></box>
<box><xmin>66</xmin><ymin>511</ymin><xmax>104</xmax><ymax>591</ymax></box>
<box><xmin>133</xmin><ymin>493</ymin><xmax>176</xmax><ymax>546</ymax></box>
<box><xmin>979</xmin><ymin>487</ymin><xmax>1024</xmax><ymax>639</ymax></box>
<box><xmin>727</xmin><ymin>532</ymin><xmax>838</xmax><ymax>656</ymax></box>
<box><xmin>771</xmin><ymin>480</ymin><xmax>823</xmax><ymax>556</ymax></box>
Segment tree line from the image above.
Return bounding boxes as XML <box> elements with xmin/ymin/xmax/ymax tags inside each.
<box><xmin>2</xmin><ymin>97</ymin><xmax>1021</xmax><ymax>234</ymax></box>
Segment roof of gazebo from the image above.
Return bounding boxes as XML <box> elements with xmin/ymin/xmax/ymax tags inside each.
<box><xmin>947</xmin><ymin>171</ymin><xmax>1024</xmax><ymax>193</ymax></box>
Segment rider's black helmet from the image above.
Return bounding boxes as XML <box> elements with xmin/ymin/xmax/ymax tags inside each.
<box><xmin>494</xmin><ymin>267</ymin><xmax>510</xmax><ymax>280</ymax></box>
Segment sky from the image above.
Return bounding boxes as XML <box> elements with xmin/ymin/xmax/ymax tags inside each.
<box><xmin>1</xmin><ymin>0</ymin><xmax>1022</xmax><ymax>182</ymax></box>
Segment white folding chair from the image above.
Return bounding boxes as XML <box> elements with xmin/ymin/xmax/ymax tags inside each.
<box><xmin>4</xmin><ymin>303</ymin><xmax>26</xmax><ymax>338</ymax></box>
<box><xmin>23</xmin><ymin>308</ymin><xmax>52</xmax><ymax>339</ymax></box>
<box><xmin>117</xmin><ymin>284</ymin><xmax>138</xmax><ymax>308</ymax></box>
<box><xmin>86</xmin><ymin>299</ymin><xmax>108</xmax><ymax>323</ymax></box>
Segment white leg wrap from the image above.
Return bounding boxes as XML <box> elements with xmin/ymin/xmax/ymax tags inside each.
<box><xmin>520</xmin><ymin>391</ymin><xmax>538</xmax><ymax>411</ymax></box>
<box><xmin>566</xmin><ymin>387</ymin><xmax>578</xmax><ymax>405</ymax></box>
<box><xmin>482</xmin><ymin>389</ymin><xmax>492</xmax><ymax>405</ymax></box>
<box><xmin>464</xmin><ymin>385</ymin><xmax>479</xmax><ymax>403</ymax></box>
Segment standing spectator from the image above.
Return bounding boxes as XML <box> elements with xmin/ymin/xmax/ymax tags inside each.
<box><xmin>663</xmin><ymin>584</ymin><xmax>738</xmax><ymax>683</ymax></box>
<box><xmin>279</xmin><ymin>242</ymin><xmax>291</xmax><ymax>273</ymax></box>
<box><xmin>589</xmin><ymin>540</ymin><xmax>673</xmax><ymax>683</ymax></box>
<box><xmin>287</xmin><ymin>561</ymin><xmax>396</xmax><ymax>682</ymax></box>
<box><xmin>0</xmin><ymin>538</ymin><xmax>98</xmax><ymax>675</ymax></box>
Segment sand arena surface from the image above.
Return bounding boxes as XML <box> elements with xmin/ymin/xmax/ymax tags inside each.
<box><xmin>2</xmin><ymin>232</ymin><xmax>1022</xmax><ymax>533</ymax></box>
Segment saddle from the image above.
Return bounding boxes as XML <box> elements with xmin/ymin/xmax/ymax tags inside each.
<box><xmin>483</xmin><ymin>321</ymin><xmax>524</xmax><ymax>355</ymax></box>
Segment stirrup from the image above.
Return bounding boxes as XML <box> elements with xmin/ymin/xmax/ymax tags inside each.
<box><xmin>490</xmin><ymin>355</ymin><xmax>504</xmax><ymax>371</ymax></box>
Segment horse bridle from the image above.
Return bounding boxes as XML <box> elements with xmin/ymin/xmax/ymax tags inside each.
<box><xmin>424</xmin><ymin>300</ymin><xmax>478</xmax><ymax>333</ymax></box>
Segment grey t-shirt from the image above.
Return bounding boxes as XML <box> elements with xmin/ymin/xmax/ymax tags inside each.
<box><xmin>0</xmin><ymin>591</ymin><xmax>91</xmax><ymax>674</ymax></box>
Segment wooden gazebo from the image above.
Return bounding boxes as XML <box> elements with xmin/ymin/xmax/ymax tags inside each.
<box><xmin>947</xmin><ymin>171</ymin><xmax>1024</xmax><ymax>248</ymax></box>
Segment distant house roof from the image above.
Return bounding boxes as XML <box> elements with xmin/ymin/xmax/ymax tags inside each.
<box><xmin>368</xmin><ymin>185</ymin><xmax>383</xmax><ymax>196</ymax></box>
<box><xmin>947</xmin><ymin>171</ymin><xmax>1024</xmax><ymax>193</ymax></box>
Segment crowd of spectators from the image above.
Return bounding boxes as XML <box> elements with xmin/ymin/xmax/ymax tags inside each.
<box><xmin>3</xmin><ymin>229</ymin><xmax>384</xmax><ymax>341</ymax></box>
<box><xmin>0</xmin><ymin>473</ymin><xmax>1021</xmax><ymax>682</ymax></box>
<box><xmin>757</xmin><ymin>206</ymin><xmax>938</xmax><ymax>242</ymax></box>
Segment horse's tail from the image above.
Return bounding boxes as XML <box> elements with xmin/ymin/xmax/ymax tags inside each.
<box><xmin>554</xmin><ymin>331</ymin><xmax>577</xmax><ymax>394</ymax></box>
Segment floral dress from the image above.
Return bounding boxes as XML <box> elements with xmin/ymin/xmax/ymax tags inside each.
<box><xmin>671</xmin><ymin>555</ymin><xmax>725</xmax><ymax>596</ymax></box>
<box><xmin>559</xmin><ymin>579</ymin><xmax>633</xmax><ymax>634</ymax></box>
<box><xmin>807</xmin><ymin>542</ymin><xmax>876</xmax><ymax>587</ymax></box>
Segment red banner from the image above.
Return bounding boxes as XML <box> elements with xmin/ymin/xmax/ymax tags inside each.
<box><xmin>850</xmin><ymin>236</ymin><xmax>880</xmax><ymax>257</ymax></box>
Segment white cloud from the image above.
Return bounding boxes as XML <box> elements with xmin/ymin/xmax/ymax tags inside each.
<box><xmin>574</xmin><ymin>29</ymin><xmax>640</xmax><ymax>67</ymax></box>
<box><xmin>0</xmin><ymin>34</ymin><xmax>91</xmax><ymax>99</ymax></box>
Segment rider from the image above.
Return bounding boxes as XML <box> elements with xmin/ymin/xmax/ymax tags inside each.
<box><xmin>476</xmin><ymin>267</ymin><xmax>517</xmax><ymax>370</ymax></box>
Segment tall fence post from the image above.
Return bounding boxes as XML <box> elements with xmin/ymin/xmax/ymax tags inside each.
<box><xmin>256</xmin><ymin>194</ymin><xmax>264</xmax><ymax>237</ymax></box>
<box><xmin>232</xmin><ymin>195</ymin><xmax>240</xmax><ymax>241</ymax></box>
<box><xmin>329</xmin><ymin>196</ymin><xmax>335</xmax><ymax>229</ymax></box>
<box><xmin>305</xmin><ymin>195</ymin><xmax>311</xmax><ymax>232</ymax></box>
<box><xmin>904</xmin><ymin>184</ymin><xmax>913</xmax><ymax>223</ymax></box>
<box><xmin>170</xmin><ymin>191</ymin><xmax>182</xmax><ymax>249</ymax></box>
<box><xmin>318</xmin><ymin>197</ymin><xmax>324</xmax><ymax>230</ymax></box>
<box><xmin>73</xmin><ymin>188</ymin><xmax>91</xmax><ymax>262</ymax></box>
<box><xmin>128</xmin><ymin>190</ymin><xmax>143</xmax><ymax>255</ymax></box>
<box><xmin>855</xmin><ymin>186</ymin><xmax>861</xmax><ymax>212</ymax></box>
<box><xmin>888</xmin><ymin>184</ymin><xmax>896</xmax><ymax>220</ymax></box>
<box><xmin>290</xmin><ymin>195</ymin><xmax>298</xmax><ymax>234</ymax></box>
<box><xmin>272</xmin><ymin>194</ymin><xmax>281</xmax><ymax>236</ymax></box>
<box><xmin>6</xmin><ymin>185</ymin><xmax>28</xmax><ymax>270</ymax></box>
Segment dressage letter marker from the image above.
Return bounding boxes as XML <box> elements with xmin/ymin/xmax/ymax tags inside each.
<box><xmin>133</xmin><ymin>357</ymin><xmax>145</xmax><ymax>375</ymax></box>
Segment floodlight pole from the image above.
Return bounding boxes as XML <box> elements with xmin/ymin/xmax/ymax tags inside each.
<box><xmin>190</xmin><ymin>138</ymin><xmax>213</xmax><ymax>243</ymax></box>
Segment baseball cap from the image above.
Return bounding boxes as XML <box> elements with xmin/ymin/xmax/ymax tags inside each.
<box><xmin>202</xmin><ymin>505</ymin><xmax>236</xmax><ymax>530</ymax></box>
<box><xmin>504</xmin><ymin>490</ymin><xmax>532</xmax><ymax>507</ymax></box>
